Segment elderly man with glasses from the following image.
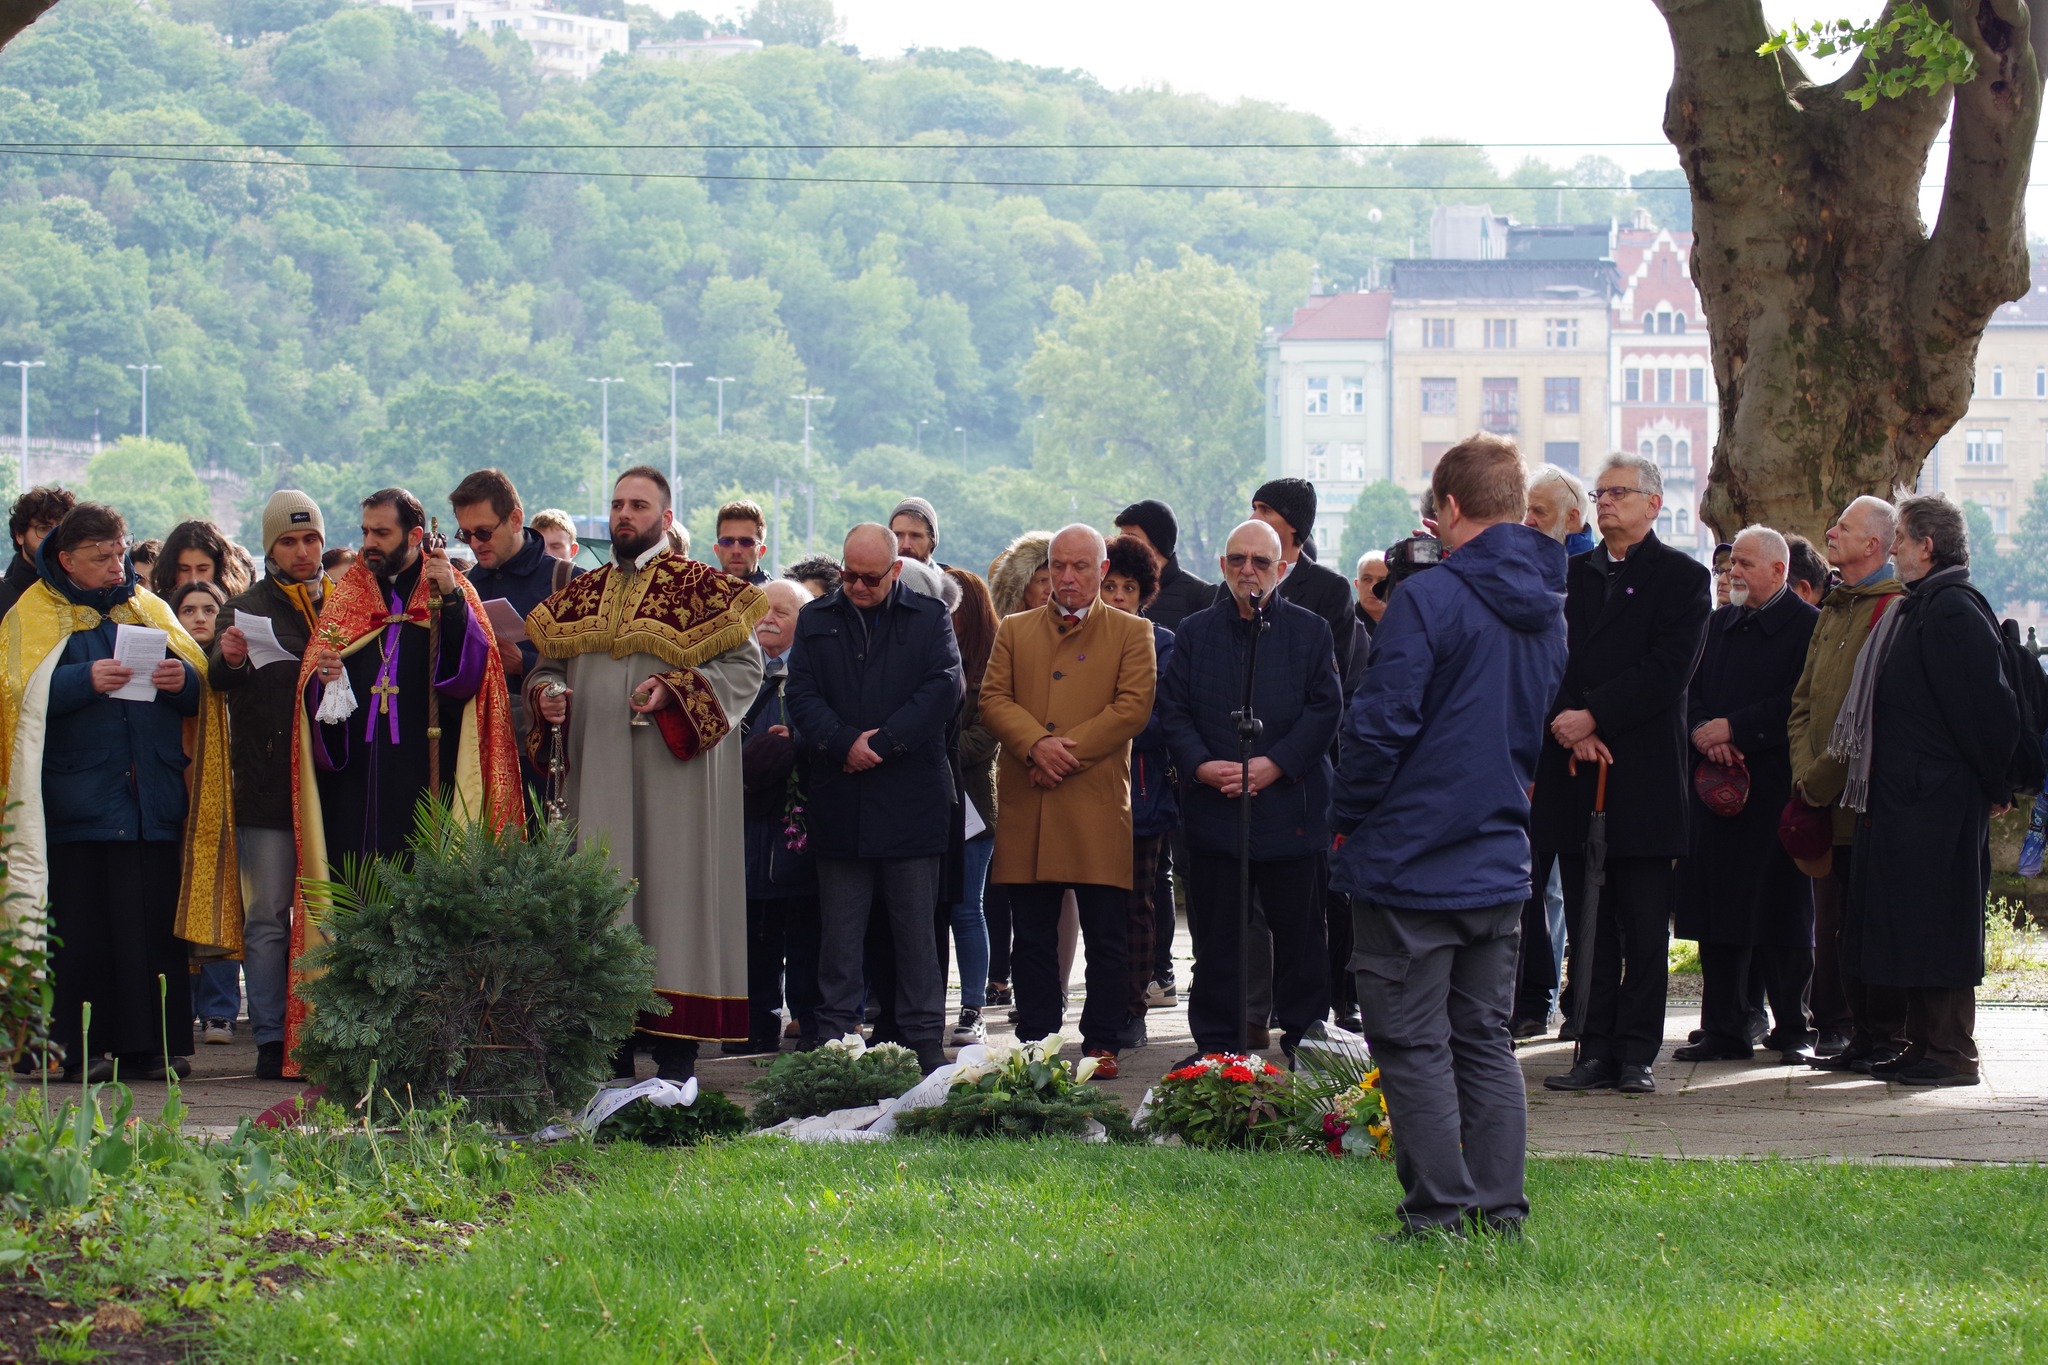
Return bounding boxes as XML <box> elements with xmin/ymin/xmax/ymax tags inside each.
<box><xmin>1534</xmin><ymin>453</ymin><xmax>1711</xmax><ymax>1096</ymax></box>
<box><xmin>1158</xmin><ymin>518</ymin><xmax>1342</xmax><ymax>1063</ymax></box>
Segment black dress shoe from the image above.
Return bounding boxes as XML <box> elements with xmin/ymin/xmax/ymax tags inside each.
<box><xmin>1807</xmin><ymin>1043</ymin><xmax>1877</xmax><ymax>1071</ymax></box>
<box><xmin>62</xmin><ymin>1058</ymin><xmax>117</xmax><ymax>1084</ymax></box>
<box><xmin>1671</xmin><ymin>1039</ymin><xmax>1752</xmax><ymax>1063</ymax></box>
<box><xmin>1557</xmin><ymin>1018</ymin><xmax>1580</xmax><ymax>1042</ymax></box>
<box><xmin>1543</xmin><ymin>1059</ymin><xmax>1618</xmax><ymax>1091</ymax></box>
<box><xmin>1865</xmin><ymin>1050</ymin><xmax>1915</xmax><ymax>1078</ymax></box>
<box><xmin>1891</xmin><ymin>1060</ymin><xmax>1981</xmax><ymax>1087</ymax></box>
<box><xmin>1685</xmin><ymin>1028</ymin><xmax>1707</xmax><ymax>1044</ymax></box>
<box><xmin>126</xmin><ymin>1055</ymin><xmax>191</xmax><ymax>1081</ymax></box>
<box><xmin>651</xmin><ymin>1041</ymin><xmax>698</xmax><ymax>1082</ymax></box>
<box><xmin>256</xmin><ymin>1041</ymin><xmax>286</xmax><ymax>1081</ymax></box>
<box><xmin>1616</xmin><ymin>1064</ymin><xmax>1655</xmax><ymax>1094</ymax></box>
<box><xmin>1811</xmin><ymin>1030</ymin><xmax>1851</xmax><ymax>1057</ymax></box>
<box><xmin>1508</xmin><ymin>1016</ymin><xmax>1546</xmax><ymax>1041</ymax></box>
<box><xmin>914</xmin><ymin>1042</ymin><xmax>948</xmax><ymax>1075</ymax></box>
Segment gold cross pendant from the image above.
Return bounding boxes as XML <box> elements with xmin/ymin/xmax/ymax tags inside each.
<box><xmin>371</xmin><ymin>680</ymin><xmax>399</xmax><ymax>714</ymax></box>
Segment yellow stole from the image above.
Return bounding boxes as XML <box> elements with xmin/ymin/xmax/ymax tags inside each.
<box><xmin>0</xmin><ymin>579</ymin><xmax>241</xmax><ymax>950</ymax></box>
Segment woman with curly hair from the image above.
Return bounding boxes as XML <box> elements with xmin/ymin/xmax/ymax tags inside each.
<box><xmin>150</xmin><ymin>519</ymin><xmax>249</xmax><ymax>601</ymax></box>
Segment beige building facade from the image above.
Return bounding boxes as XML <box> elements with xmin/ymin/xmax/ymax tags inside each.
<box><xmin>1917</xmin><ymin>250</ymin><xmax>2048</xmax><ymax>545</ymax></box>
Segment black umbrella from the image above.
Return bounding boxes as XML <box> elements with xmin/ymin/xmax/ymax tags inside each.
<box><xmin>1567</xmin><ymin>756</ymin><xmax>1609</xmax><ymax>1064</ymax></box>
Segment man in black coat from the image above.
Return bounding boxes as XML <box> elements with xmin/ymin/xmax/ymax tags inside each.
<box><xmin>1847</xmin><ymin>496</ymin><xmax>2019</xmax><ymax>1087</ymax></box>
<box><xmin>1672</xmin><ymin>527</ymin><xmax>1819</xmax><ymax>1064</ymax></box>
<box><xmin>1536</xmin><ymin>454</ymin><xmax>1711</xmax><ymax>1095</ymax></box>
<box><xmin>1246</xmin><ymin>477</ymin><xmax>1355</xmax><ymax>683</ymax></box>
<box><xmin>1114</xmin><ymin>498</ymin><xmax>1212</xmax><ymax>632</ymax></box>
<box><xmin>784</xmin><ymin>523</ymin><xmax>964</xmax><ymax>1073</ymax></box>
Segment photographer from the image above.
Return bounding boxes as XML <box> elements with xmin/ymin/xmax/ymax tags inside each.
<box><xmin>1332</xmin><ymin>434</ymin><xmax>1567</xmax><ymax>1239</ymax></box>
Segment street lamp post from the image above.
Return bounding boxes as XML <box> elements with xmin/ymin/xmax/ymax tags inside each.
<box><xmin>654</xmin><ymin>361</ymin><xmax>692</xmax><ymax>493</ymax></box>
<box><xmin>706</xmin><ymin>376</ymin><xmax>736</xmax><ymax>435</ymax></box>
<box><xmin>954</xmin><ymin>425</ymin><xmax>966</xmax><ymax>468</ymax></box>
<box><xmin>915</xmin><ymin>417</ymin><xmax>930</xmax><ymax>453</ymax></box>
<box><xmin>244</xmin><ymin>440</ymin><xmax>281</xmax><ymax>488</ymax></box>
<box><xmin>586</xmin><ymin>377</ymin><xmax>623</xmax><ymax>514</ymax></box>
<box><xmin>789</xmin><ymin>392</ymin><xmax>829</xmax><ymax>470</ymax></box>
<box><xmin>125</xmin><ymin>363</ymin><xmax>162</xmax><ymax>438</ymax></box>
<box><xmin>3</xmin><ymin>360</ymin><xmax>45</xmax><ymax>494</ymax></box>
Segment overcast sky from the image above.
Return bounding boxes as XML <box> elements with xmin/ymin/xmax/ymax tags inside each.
<box><xmin>829</xmin><ymin>0</ymin><xmax>2012</xmax><ymax>228</ymax></box>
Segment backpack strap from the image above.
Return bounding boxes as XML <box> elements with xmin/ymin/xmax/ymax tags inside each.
<box><xmin>550</xmin><ymin>556</ymin><xmax>576</xmax><ymax>594</ymax></box>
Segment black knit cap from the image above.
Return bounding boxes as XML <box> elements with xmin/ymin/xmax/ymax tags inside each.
<box><xmin>1252</xmin><ymin>477</ymin><xmax>1318</xmax><ymax>547</ymax></box>
<box><xmin>1114</xmin><ymin>499</ymin><xmax>1179</xmax><ymax>558</ymax></box>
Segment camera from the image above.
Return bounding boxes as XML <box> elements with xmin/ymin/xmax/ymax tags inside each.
<box><xmin>1375</xmin><ymin>534</ymin><xmax>1444</xmax><ymax>602</ymax></box>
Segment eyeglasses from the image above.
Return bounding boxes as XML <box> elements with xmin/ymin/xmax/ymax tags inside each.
<box><xmin>716</xmin><ymin>536</ymin><xmax>760</xmax><ymax>549</ymax></box>
<box><xmin>843</xmin><ymin>568</ymin><xmax>895</xmax><ymax>589</ymax></box>
<box><xmin>1224</xmin><ymin>553</ymin><xmax>1276</xmax><ymax>571</ymax></box>
<box><xmin>1591</xmin><ymin>487</ymin><xmax>1646</xmax><ymax>503</ymax></box>
<box><xmin>451</xmin><ymin>518</ymin><xmax>505</xmax><ymax>544</ymax></box>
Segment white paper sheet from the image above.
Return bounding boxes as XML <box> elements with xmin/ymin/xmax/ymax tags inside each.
<box><xmin>482</xmin><ymin>597</ymin><xmax>528</xmax><ymax>646</ymax></box>
<box><xmin>235</xmin><ymin>612</ymin><xmax>299</xmax><ymax>671</ymax></box>
<box><xmin>110</xmin><ymin>624</ymin><xmax>169</xmax><ymax>701</ymax></box>
<box><xmin>963</xmin><ymin>798</ymin><xmax>987</xmax><ymax>841</ymax></box>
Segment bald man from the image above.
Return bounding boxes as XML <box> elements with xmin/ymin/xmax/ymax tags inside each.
<box><xmin>786</xmin><ymin>523</ymin><xmax>965</xmax><ymax>1073</ymax></box>
<box><xmin>981</xmin><ymin>524</ymin><xmax>1157</xmax><ymax>1078</ymax></box>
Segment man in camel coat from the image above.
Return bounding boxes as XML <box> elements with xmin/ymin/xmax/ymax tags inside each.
<box><xmin>980</xmin><ymin>523</ymin><xmax>1157</xmax><ymax>1077</ymax></box>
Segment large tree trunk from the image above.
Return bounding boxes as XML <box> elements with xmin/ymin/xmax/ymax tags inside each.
<box><xmin>0</xmin><ymin>0</ymin><xmax>59</xmax><ymax>53</ymax></box>
<box><xmin>1659</xmin><ymin>0</ymin><xmax>2044</xmax><ymax>543</ymax></box>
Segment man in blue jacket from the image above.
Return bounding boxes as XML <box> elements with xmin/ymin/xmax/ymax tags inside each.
<box><xmin>785</xmin><ymin>523</ymin><xmax>964</xmax><ymax>1073</ymax></box>
<box><xmin>1158</xmin><ymin>519</ymin><xmax>1341</xmax><ymax>1060</ymax></box>
<box><xmin>1332</xmin><ymin>434</ymin><xmax>1568</xmax><ymax>1240</ymax></box>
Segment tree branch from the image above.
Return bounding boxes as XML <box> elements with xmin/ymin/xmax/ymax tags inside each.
<box><xmin>1656</xmin><ymin>0</ymin><xmax>1806</xmax><ymax>207</ymax></box>
<box><xmin>0</xmin><ymin>0</ymin><xmax>58</xmax><ymax>53</ymax></box>
<box><xmin>1917</xmin><ymin>0</ymin><xmax>2041</xmax><ymax>344</ymax></box>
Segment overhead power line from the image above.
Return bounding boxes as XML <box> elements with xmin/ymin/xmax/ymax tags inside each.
<box><xmin>0</xmin><ymin>137</ymin><xmax>2017</xmax><ymax>152</ymax></box>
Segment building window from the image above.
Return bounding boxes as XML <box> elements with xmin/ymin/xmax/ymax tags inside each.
<box><xmin>2037</xmin><ymin>366</ymin><xmax>2045</xmax><ymax>398</ymax></box>
<box><xmin>1639</xmin><ymin>439</ymin><xmax>1654</xmax><ymax>459</ymax></box>
<box><xmin>1544</xmin><ymin>377</ymin><xmax>1580</xmax><ymax>414</ymax></box>
<box><xmin>1993</xmin><ymin>506</ymin><xmax>2011</xmax><ymax>535</ymax></box>
<box><xmin>1342</xmin><ymin>376</ymin><xmax>1365</xmax><ymax>415</ymax></box>
<box><xmin>1964</xmin><ymin>429</ymin><xmax>2006</xmax><ymax>464</ymax></box>
<box><xmin>1480</xmin><ymin>378</ymin><xmax>1519</xmax><ymax>434</ymax></box>
<box><xmin>1657</xmin><ymin>509</ymin><xmax>1675</xmax><ymax>536</ymax></box>
<box><xmin>1422</xmin><ymin>319</ymin><xmax>1455</xmax><ymax>348</ymax></box>
<box><xmin>1484</xmin><ymin>319</ymin><xmax>1516</xmax><ymax>349</ymax></box>
<box><xmin>1656</xmin><ymin>311</ymin><xmax>1672</xmax><ymax>334</ymax></box>
<box><xmin>1624</xmin><ymin>368</ymin><xmax>1641</xmax><ymax>402</ymax></box>
<box><xmin>1304</xmin><ymin>442</ymin><xmax>1329</xmax><ymax>479</ymax></box>
<box><xmin>1657</xmin><ymin>435</ymin><xmax>1673</xmax><ymax>464</ymax></box>
<box><xmin>1545</xmin><ymin>318</ymin><xmax>1578</xmax><ymax>348</ymax></box>
<box><xmin>1306</xmin><ymin>377</ymin><xmax>1329</xmax><ymax>415</ymax></box>
<box><xmin>1676</xmin><ymin>507</ymin><xmax>1692</xmax><ymax>536</ymax></box>
<box><xmin>1642</xmin><ymin>316</ymin><xmax>1655</xmax><ymax>334</ymax></box>
<box><xmin>1543</xmin><ymin>441</ymin><xmax>1580</xmax><ymax>472</ymax></box>
<box><xmin>1657</xmin><ymin>368</ymin><xmax>1673</xmax><ymax>403</ymax></box>
<box><xmin>1673</xmin><ymin>314</ymin><xmax>1687</xmax><ymax>334</ymax></box>
<box><xmin>1339</xmin><ymin>443</ymin><xmax>1366</xmax><ymax>481</ymax></box>
<box><xmin>1688</xmin><ymin>368</ymin><xmax>1705</xmax><ymax>403</ymax></box>
<box><xmin>1420</xmin><ymin>378</ymin><xmax>1457</xmax><ymax>415</ymax></box>
<box><xmin>1994</xmin><ymin>366</ymin><xmax>2005</xmax><ymax>397</ymax></box>
<box><xmin>1675</xmin><ymin>439</ymin><xmax>1691</xmax><ymax>465</ymax></box>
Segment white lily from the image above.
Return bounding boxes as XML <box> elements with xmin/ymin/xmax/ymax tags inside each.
<box><xmin>1073</xmin><ymin>1055</ymin><xmax>1100</xmax><ymax>1084</ymax></box>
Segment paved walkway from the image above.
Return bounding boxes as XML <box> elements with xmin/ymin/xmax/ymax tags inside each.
<box><xmin>105</xmin><ymin>993</ymin><xmax>2048</xmax><ymax>1164</ymax></box>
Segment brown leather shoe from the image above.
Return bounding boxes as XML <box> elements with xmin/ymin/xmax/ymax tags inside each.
<box><xmin>1083</xmin><ymin>1048</ymin><xmax>1119</xmax><ymax>1080</ymax></box>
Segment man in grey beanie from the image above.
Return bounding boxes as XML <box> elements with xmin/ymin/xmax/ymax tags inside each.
<box><xmin>209</xmin><ymin>490</ymin><xmax>331</xmax><ymax>1080</ymax></box>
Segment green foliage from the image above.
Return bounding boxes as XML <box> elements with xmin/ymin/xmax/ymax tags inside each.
<box><xmin>893</xmin><ymin>1035</ymin><xmax>1131</xmax><ymax>1139</ymax></box>
<box><xmin>81</xmin><ymin>437</ymin><xmax>212</xmax><ymax>542</ymax></box>
<box><xmin>295</xmin><ymin>799</ymin><xmax>660</xmax><ymax>1132</ymax></box>
<box><xmin>745</xmin><ymin>0</ymin><xmax>840</xmax><ymax>48</ymax></box>
<box><xmin>749</xmin><ymin>1037</ymin><xmax>922</xmax><ymax>1126</ymax></box>
<box><xmin>1138</xmin><ymin>1052</ymin><xmax>1304</xmax><ymax>1150</ymax></box>
<box><xmin>597</xmin><ymin>1089</ymin><xmax>750</xmax><ymax>1145</ymax></box>
<box><xmin>1962</xmin><ymin>500</ymin><xmax>2017</xmax><ymax>610</ymax></box>
<box><xmin>1758</xmin><ymin>5</ymin><xmax>1977</xmax><ymax>109</ymax></box>
<box><xmin>1340</xmin><ymin>480</ymin><xmax>1416</xmax><ymax>566</ymax></box>
<box><xmin>2006</xmin><ymin>474</ymin><xmax>2048</xmax><ymax>605</ymax></box>
<box><xmin>0</xmin><ymin>800</ymin><xmax>52</xmax><ymax>1076</ymax></box>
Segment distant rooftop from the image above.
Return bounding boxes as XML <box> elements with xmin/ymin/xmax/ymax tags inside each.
<box><xmin>1277</xmin><ymin>290</ymin><xmax>1392</xmax><ymax>341</ymax></box>
<box><xmin>1506</xmin><ymin>223</ymin><xmax>1614</xmax><ymax>262</ymax></box>
<box><xmin>1390</xmin><ymin>258</ymin><xmax>1620</xmax><ymax>301</ymax></box>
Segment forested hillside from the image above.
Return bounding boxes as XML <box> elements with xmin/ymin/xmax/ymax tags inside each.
<box><xmin>0</xmin><ymin>0</ymin><xmax>1663</xmax><ymax>566</ymax></box>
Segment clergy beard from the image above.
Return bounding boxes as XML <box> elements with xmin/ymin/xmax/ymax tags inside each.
<box><xmin>365</xmin><ymin>541</ymin><xmax>417</xmax><ymax>586</ymax></box>
<box><xmin>611</xmin><ymin>523</ymin><xmax>660</xmax><ymax>562</ymax></box>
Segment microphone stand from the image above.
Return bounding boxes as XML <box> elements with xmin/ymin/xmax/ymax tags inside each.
<box><xmin>1235</xmin><ymin>589</ymin><xmax>1269</xmax><ymax>1054</ymax></box>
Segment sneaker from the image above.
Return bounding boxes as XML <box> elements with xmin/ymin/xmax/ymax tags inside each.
<box><xmin>950</xmin><ymin>1008</ymin><xmax>986</xmax><ymax>1046</ymax></box>
<box><xmin>1143</xmin><ymin>979</ymin><xmax>1178</xmax><ymax>1010</ymax></box>
<box><xmin>201</xmin><ymin>1018</ymin><xmax>235</xmax><ymax>1045</ymax></box>
<box><xmin>986</xmin><ymin>979</ymin><xmax>1013</xmax><ymax>1007</ymax></box>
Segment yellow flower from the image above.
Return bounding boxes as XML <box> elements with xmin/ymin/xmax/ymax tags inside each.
<box><xmin>1362</xmin><ymin>1068</ymin><xmax>1380</xmax><ymax>1088</ymax></box>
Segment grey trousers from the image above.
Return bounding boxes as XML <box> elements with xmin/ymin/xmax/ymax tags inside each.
<box><xmin>237</xmin><ymin>826</ymin><xmax>296</xmax><ymax>1046</ymax></box>
<box><xmin>816</xmin><ymin>856</ymin><xmax>945</xmax><ymax>1048</ymax></box>
<box><xmin>1353</xmin><ymin>899</ymin><xmax>1527</xmax><ymax>1231</ymax></box>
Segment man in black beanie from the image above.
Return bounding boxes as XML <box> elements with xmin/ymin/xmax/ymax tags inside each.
<box><xmin>1113</xmin><ymin>499</ymin><xmax>1212</xmax><ymax>632</ymax></box>
<box><xmin>1247</xmin><ymin>478</ymin><xmax>1356</xmax><ymax>684</ymax></box>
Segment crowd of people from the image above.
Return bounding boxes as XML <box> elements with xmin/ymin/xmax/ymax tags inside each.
<box><xmin>0</xmin><ymin>431</ymin><xmax>2031</xmax><ymax>1238</ymax></box>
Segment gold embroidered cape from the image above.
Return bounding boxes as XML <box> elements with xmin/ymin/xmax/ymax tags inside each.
<box><xmin>0</xmin><ymin>579</ymin><xmax>241</xmax><ymax>950</ymax></box>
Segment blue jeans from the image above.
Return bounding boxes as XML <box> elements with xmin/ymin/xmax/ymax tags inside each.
<box><xmin>946</xmin><ymin>833</ymin><xmax>994</xmax><ymax>1011</ymax></box>
<box><xmin>194</xmin><ymin>961</ymin><xmax>241</xmax><ymax>1022</ymax></box>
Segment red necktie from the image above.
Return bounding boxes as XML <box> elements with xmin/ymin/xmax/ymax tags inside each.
<box><xmin>1061</xmin><ymin>613</ymin><xmax>1081</xmax><ymax>628</ymax></box>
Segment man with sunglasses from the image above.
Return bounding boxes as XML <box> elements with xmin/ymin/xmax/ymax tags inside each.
<box><xmin>452</xmin><ymin>469</ymin><xmax>580</xmax><ymax>794</ymax></box>
<box><xmin>1159</xmin><ymin>519</ymin><xmax>1342</xmax><ymax>1063</ymax></box>
<box><xmin>1535</xmin><ymin>453</ymin><xmax>1710</xmax><ymax>1095</ymax></box>
<box><xmin>715</xmin><ymin>500</ymin><xmax>771</xmax><ymax>584</ymax></box>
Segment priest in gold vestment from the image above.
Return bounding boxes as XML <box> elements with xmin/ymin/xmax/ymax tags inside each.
<box><xmin>526</xmin><ymin>467</ymin><xmax>767</xmax><ymax>1081</ymax></box>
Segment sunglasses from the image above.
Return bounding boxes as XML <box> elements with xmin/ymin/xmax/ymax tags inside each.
<box><xmin>1224</xmin><ymin>553</ymin><xmax>1276</xmax><ymax>571</ymax></box>
<box><xmin>716</xmin><ymin>536</ymin><xmax>760</xmax><ymax>549</ymax></box>
<box><xmin>451</xmin><ymin>518</ymin><xmax>505</xmax><ymax>544</ymax></box>
<box><xmin>843</xmin><ymin>568</ymin><xmax>895</xmax><ymax>589</ymax></box>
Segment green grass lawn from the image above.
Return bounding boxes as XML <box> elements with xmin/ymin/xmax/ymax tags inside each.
<box><xmin>209</xmin><ymin>1141</ymin><xmax>2048</xmax><ymax>1364</ymax></box>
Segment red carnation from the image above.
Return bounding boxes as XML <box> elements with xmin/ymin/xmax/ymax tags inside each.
<box><xmin>1222</xmin><ymin>1064</ymin><xmax>1255</xmax><ymax>1083</ymax></box>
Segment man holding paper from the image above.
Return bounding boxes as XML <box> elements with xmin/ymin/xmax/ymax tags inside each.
<box><xmin>450</xmin><ymin>469</ymin><xmax>578</xmax><ymax>796</ymax></box>
<box><xmin>0</xmin><ymin>503</ymin><xmax>238</xmax><ymax>1081</ymax></box>
<box><xmin>209</xmin><ymin>490</ymin><xmax>331</xmax><ymax>1080</ymax></box>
